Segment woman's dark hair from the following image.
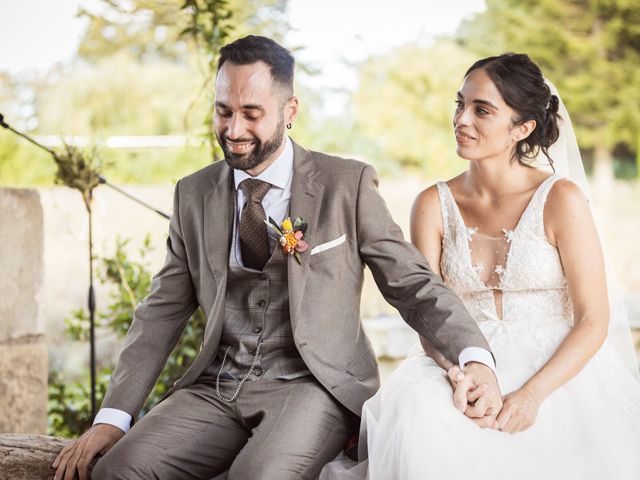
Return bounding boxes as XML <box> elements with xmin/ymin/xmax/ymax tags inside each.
<box><xmin>218</xmin><ymin>35</ymin><xmax>295</xmax><ymax>98</ymax></box>
<box><xmin>465</xmin><ymin>53</ymin><xmax>560</xmax><ymax>168</ymax></box>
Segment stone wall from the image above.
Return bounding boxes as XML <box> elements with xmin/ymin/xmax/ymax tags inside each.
<box><xmin>0</xmin><ymin>188</ymin><xmax>47</xmax><ymax>434</ymax></box>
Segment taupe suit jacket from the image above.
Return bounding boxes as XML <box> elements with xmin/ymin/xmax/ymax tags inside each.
<box><xmin>102</xmin><ymin>141</ymin><xmax>491</xmax><ymax>417</ymax></box>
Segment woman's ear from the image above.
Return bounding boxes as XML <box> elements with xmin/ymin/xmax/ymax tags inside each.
<box><xmin>514</xmin><ymin>119</ymin><xmax>536</xmax><ymax>142</ymax></box>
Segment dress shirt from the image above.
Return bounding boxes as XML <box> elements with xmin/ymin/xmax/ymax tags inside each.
<box><xmin>233</xmin><ymin>136</ymin><xmax>293</xmax><ymax>265</ymax></box>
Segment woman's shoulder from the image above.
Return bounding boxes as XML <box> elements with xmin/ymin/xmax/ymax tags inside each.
<box><xmin>414</xmin><ymin>173</ymin><xmax>465</xmax><ymax>205</ymax></box>
<box><xmin>410</xmin><ymin>179</ymin><xmax>455</xmax><ymax>236</ymax></box>
<box><xmin>544</xmin><ymin>176</ymin><xmax>592</xmax><ymax>241</ymax></box>
<box><xmin>546</xmin><ymin>176</ymin><xmax>589</xmax><ymax>211</ymax></box>
<box><xmin>413</xmin><ymin>180</ymin><xmax>449</xmax><ymax>215</ymax></box>
<box><xmin>413</xmin><ymin>183</ymin><xmax>440</xmax><ymax>209</ymax></box>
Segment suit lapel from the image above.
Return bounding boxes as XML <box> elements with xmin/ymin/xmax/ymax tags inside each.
<box><xmin>288</xmin><ymin>142</ymin><xmax>324</xmax><ymax>327</ymax></box>
<box><xmin>203</xmin><ymin>162</ymin><xmax>235</xmax><ymax>280</ymax></box>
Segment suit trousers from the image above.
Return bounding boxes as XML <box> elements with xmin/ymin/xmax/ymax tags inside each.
<box><xmin>92</xmin><ymin>376</ymin><xmax>357</xmax><ymax>480</ymax></box>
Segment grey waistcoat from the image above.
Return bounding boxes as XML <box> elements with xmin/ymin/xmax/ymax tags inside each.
<box><xmin>203</xmin><ymin>224</ymin><xmax>310</xmax><ymax>381</ymax></box>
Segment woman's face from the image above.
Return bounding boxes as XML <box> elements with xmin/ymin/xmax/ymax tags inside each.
<box><xmin>453</xmin><ymin>68</ymin><xmax>519</xmax><ymax>162</ymax></box>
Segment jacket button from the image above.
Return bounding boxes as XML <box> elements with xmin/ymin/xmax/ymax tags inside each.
<box><xmin>255</xmin><ymin>369</ymin><xmax>263</xmax><ymax>377</ymax></box>
<box><xmin>259</xmin><ymin>274</ymin><xmax>267</xmax><ymax>280</ymax></box>
<box><xmin>253</xmin><ymin>326</ymin><xmax>263</xmax><ymax>334</ymax></box>
<box><xmin>258</xmin><ymin>299</ymin><xmax>266</xmax><ymax>308</ymax></box>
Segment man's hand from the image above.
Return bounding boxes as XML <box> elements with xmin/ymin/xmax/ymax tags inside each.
<box><xmin>448</xmin><ymin>362</ymin><xmax>502</xmax><ymax>428</ymax></box>
<box><xmin>52</xmin><ymin>423</ymin><xmax>124</xmax><ymax>480</ymax></box>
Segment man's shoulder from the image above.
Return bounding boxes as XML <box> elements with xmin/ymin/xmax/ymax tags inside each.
<box><xmin>177</xmin><ymin>161</ymin><xmax>228</xmax><ymax>190</ymax></box>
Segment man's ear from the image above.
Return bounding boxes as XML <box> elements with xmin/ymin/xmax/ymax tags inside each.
<box><xmin>285</xmin><ymin>96</ymin><xmax>299</xmax><ymax>124</ymax></box>
<box><xmin>514</xmin><ymin>119</ymin><xmax>536</xmax><ymax>142</ymax></box>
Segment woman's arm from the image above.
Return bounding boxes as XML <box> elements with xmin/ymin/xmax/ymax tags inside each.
<box><xmin>497</xmin><ymin>179</ymin><xmax>609</xmax><ymax>434</ymax></box>
<box><xmin>410</xmin><ymin>185</ymin><xmax>454</xmax><ymax>370</ymax></box>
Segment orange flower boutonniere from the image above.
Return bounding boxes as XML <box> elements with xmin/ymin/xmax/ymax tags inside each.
<box><xmin>265</xmin><ymin>216</ymin><xmax>309</xmax><ymax>264</ymax></box>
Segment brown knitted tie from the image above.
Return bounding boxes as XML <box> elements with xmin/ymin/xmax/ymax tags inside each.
<box><xmin>239</xmin><ymin>178</ymin><xmax>272</xmax><ymax>270</ymax></box>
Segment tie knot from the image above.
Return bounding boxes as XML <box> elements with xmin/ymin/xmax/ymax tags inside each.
<box><xmin>240</xmin><ymin>178</ymin><xmax>271</xmax><ymax>202</ymax></box>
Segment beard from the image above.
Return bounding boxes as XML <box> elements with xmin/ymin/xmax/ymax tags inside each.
<box><xmin>218</xmin><ymin>117</ymin><xmax>285</xmax><ymax>172</ymax></box>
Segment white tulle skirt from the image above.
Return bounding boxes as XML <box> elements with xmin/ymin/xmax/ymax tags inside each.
<box><xmin>320</xmin><ymin>320</ymin><xmax>640</xmax><ymax>480</ymax></box>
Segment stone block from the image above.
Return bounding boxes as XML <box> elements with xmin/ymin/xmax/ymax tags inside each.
<box><xmin>0</xmin><ymin>342</ymin><xmax>48</xmax><ymax>434</ymax></box>
<box><xmin>0</xmin><ymin>188</ymin><xmax>45</xmax><ymax>341</ymax></box>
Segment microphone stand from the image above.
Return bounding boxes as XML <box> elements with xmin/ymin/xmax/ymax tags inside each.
<box><xmin>1</xmin><ymin>113</ymin><xmax>170</xmax><ymax>421</ymax></box>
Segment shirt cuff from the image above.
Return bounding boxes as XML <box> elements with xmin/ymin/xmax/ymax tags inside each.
<box><xmin>93</xmin><ymin>408</ymin><xmax>132</xmax><ymax>433</ymax></box>
<box><xmin>458</xmin><ymin>347</ymin><xmax>496</xmax><ymax>374</ymax></box>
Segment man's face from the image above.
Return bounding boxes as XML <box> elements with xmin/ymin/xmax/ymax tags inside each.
<box><xmin>214</xmin><ymin>61</ymin><xmax>296</xmax><ymax>175</ymax></box>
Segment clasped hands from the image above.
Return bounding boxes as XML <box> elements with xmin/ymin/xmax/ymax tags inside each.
<box><xmin>447</xmin><ymin>362</ymin><xmax>539</xmax><ymax>434</ymax></box>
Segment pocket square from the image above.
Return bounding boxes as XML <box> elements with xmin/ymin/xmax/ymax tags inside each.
<box><xmin>310</xmin><ymin>234</ymin><xmax>346</xmax><ymax>255</ymax></box>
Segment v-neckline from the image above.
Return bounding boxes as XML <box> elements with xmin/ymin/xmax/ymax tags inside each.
<box><xmin>443</xmin><ymin>174</ymin><xmax>556</xmax><ymax>241</ymax></box>
<box><xmin>440</xmin><ymin>175</ymin><xmax>556</xmax><ymax>318</ymax></box>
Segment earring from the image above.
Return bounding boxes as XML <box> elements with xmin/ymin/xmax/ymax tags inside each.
<box><xmin>286</xmin><ymin>123</ymin><xmax>292</xmax><ymax>130</ymax></box>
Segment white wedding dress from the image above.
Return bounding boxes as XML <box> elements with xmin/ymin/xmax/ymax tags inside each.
<box><xmin>321</xmin><ymin>174</ymin><xmax>640</xmax><ymax>480</ymax></box>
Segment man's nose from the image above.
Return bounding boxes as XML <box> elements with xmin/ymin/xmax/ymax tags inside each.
<box><xmin>226</xmin><ymin>114</ymin><xmax>246</xmax><ymax>139</ymax></box>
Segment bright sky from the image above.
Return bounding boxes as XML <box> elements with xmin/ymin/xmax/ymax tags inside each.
<box><xmin>0</xmin><ymin>0</ymin><xmax>96</xmax><ymax>73</ymax></box>
<box><xmin>1</xmin><ymin>0</ymin><xmax>484</xmax><ymax>72</ymax></box>
<box><xmin>287</xmin><ymin>1</ymin><xmax>484</xmax><ymax>82</ymax></box>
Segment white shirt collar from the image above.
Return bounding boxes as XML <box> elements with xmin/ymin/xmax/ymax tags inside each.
<box><xmin>233</xmin><ymin>136</ymin><xmax>293</xmax><ymax>191</ymax></box>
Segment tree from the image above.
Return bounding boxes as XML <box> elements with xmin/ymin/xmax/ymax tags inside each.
<box><xmin>352</xmin><ymin>40</ymin><xmax>477</xmax><ymax>177</ymax></box>
<box><xmin>76</xmin><ymin>0</ymin><xmax>289</xmax><ymax>64</ymax></box>
<box><xmin>457</xmin><ymin>0</ymin><xmax>640</xmax><ymax>183</ymax></box>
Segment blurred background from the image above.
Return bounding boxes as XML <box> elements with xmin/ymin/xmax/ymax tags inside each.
<box><xmin>1</xmin><ymin>0</ymin><xmax>638</xmax><ymax>437</ymax></box>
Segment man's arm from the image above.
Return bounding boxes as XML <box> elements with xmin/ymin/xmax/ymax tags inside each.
<box><xmin>355</xmin><ymin>165</ymin><xmax>488</xmax><ymax>361</ymax></box>
<box><xmin>100</xmin><ymin>178</ymin><xmax>199</xmax><ymax>416</ymax></box>
<box><xmin>355</xmin><ymin>166</ymin><xmax>501</xmax><ymax>421</ymax></box>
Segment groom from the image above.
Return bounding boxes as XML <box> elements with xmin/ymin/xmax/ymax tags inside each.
<box><xmin>54</xmin><ymin>35</ymin><xmax>501</xmax><ymax>480</ymax></box>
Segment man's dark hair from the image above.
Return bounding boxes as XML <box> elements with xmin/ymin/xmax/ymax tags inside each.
<box><xmin>218</xmin><ymin>35</ymin><xmax>295</xmax><ymax>96</ymax></box>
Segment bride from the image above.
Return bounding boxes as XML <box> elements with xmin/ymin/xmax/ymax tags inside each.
<box><xmin>321</xmin><ymin>53</ymin><xmax>640</xmax><ymax>479</ymax></box>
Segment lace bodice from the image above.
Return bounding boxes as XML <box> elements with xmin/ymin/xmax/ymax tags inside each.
<box><xmin>437</xmin><ymin>175</ymin><xmax>573</xmax><ymax>328</ymax></box>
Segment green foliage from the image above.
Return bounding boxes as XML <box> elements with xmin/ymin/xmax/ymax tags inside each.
<box><xmin>99</xmin><ymin>146</ymin><xmax>213</xmax><ymax>184</ymax></box>
<box><xmin>178</xmin><ymin>0</ymin><xmax>237</xmax><ymax>157</ymax></box>
<box><xmin>180</xmin><ymin>0</ymin><xmax>235</xmax><ymax>67</ymax></box>
<box><xmin>0</xmin><ymin>139</ymin><xmax>213</xmax><ymax>186</ymax></box>
<box><xmin>77</xmin><ymin>1</ymin><xmax>189</xmax><ymax>63</ymax></box>
<box><xmin>52</xmin><ymin>143</ymin><xmax>103</xmax><ymax>210</ymax></box>
<box><xmin>352</xmin><ymin>40</ymin><xmax>476</xmax><ymax>177</ymax></box>
<box><xmin>1</xmin><ymin>0</ymin><xmax>291</xmax><ymax>187</ymax></box>
<box><xmin>457</xmin><ymin>0</ymin><xmax>640</xmax><ymax>177</ymax></box>
<box><xmin>48</xmin><ymin>369</ymin><xmax>111</xmax><ymax>438</ymax></box>
<box><xmin>0</xmin><ymin>130</ymin><xmax>57</xmax><ymax>185</ymax></box>
<box><xmin>49</xmin><ymin>236</ymin><xmax>206</xmax><ymax>438</ymax></box>
<box><xmin>76</xmin><ymin>0</ymin><xmax>288</xmax><ymax>64</ymax></box>
<box><xmin>35</xmin><ymin>53</ymin><xmax>209</xmax><ymax>137</ymax></box>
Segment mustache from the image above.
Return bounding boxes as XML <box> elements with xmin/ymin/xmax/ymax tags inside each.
<box><xmin>222</xmin><ymin>136</ymin><xmax>257</xmax><ymax>144</ymax></box>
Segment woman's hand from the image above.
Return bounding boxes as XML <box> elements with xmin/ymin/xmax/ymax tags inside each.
<box><xmin>496</xmin><ymin>386</ymin><xmax>540</xmax><ymax>434</ymax></box>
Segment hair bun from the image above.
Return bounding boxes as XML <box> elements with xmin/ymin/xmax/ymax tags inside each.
<box><xmin>548</xmin><ymin>95</ymin><xmax>560</xmax><ymax>114</ymax></box>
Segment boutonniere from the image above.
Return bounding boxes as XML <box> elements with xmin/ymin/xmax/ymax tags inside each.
<box><xmin>265</xmin><ymin>216</ymin><xmax>309</xmax><ymax>264</ymax></box>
